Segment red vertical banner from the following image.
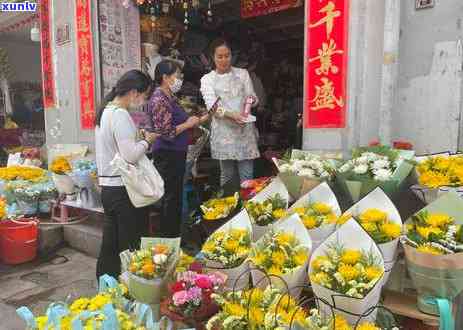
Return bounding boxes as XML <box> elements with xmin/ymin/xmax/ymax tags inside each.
<box><xmin>76</xmin><ymin>0</ymin><xmax>96</xmax><ymax>129</ymax></box>
<box><xmin>39</xmin><ymin>0</ymin><xmax>55</xmax><ymax>109</ymax></box>
<box><xmin>305</xmin><ymin>0</ymin><xmax>349</xmax><ymax>128</ymax></box>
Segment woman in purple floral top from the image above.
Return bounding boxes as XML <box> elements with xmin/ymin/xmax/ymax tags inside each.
<box><xmin>148</xmin><ymin>60</ymin><xmax>208</xmax><ymax>238</ymax></box>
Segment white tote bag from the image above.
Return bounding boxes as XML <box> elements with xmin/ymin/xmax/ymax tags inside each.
<box><xmin>111</xmin><ymin>153</ymin><xmax>164</xmax><ymax>208</ymax></box>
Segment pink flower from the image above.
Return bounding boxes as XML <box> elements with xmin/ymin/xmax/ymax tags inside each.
<box><xmin>195</xmin><ymin>275</ymin><xmax>212</xmax><ymax>290</ymax></box>
<box><xmin>173</xmin><ymin>290</ymin><xmax>188</xmax><ymax>306</ymax></box>
<box><xmin>208</xmin><ymin>272</ymin><xmax>226</xmax><ymax>286</ymax></box>
<box><xmin>186</xmin><ymin>287</ymin><xmax>202</xmax><ymax>302</ymax></box>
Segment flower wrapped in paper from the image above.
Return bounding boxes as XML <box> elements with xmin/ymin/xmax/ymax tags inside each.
<box><xmin>240</xmin><ymin>177</ymin><xmax>272</xmax><ymax>200</ymax></box>
<box><xmin>250</xmin><ymin>214</ymin><xmax>312</xmax><ymax>298</ymax></box>
<box><xmin>273</xmin><ymin>150</ymin><xmax>337</xmax><ymax>200</ymax></box>
<box><xmin>411</xmin><ymin>152</ymin><xmax>463</xmax><ymax>204</ymax></box>
<box><xmin>50</xmin><ymin>156</ymin><xmax>76</xmax><ymax>196</ymax></box>
<box><xmin>402</xmin><ymin>192</ymin><xmax>463</xmax><ymax>321</ymax></box>
<box><xmin>340</xmin><ymin>188</ymin><xmax>402</xmax><ymax>285</ymax></box>
<box><xmin>288</xmin><ymin>182</ymin><xmax>341</xmax><ymax>251</ymax></box>
<box><xmin>309</xmin><ymin>219</ymin><xmax>385</xmax><ymax>325</ymax></box>
<box><xmin>69</xmin><ymin>158</ymin><xmax>101</xmax><ymax>208</ymax></box>
<box><xmin>200</xmin><ymin>192</ymin><xmax>240</xmax><ymax>221</ymax></box>
<box><xmin>120</xmin><ymin>237</ymin><xmax>181</xmax><ymax>306</ymax></box>
<box><xmin>16</xmin><ymin>274</ymin><xmax>156</xmax><ymax>330</ymax></box>
<box><xmin>336</xmin><ymin>145</ymin><xmax>415</xmax><ymax>203</ymax></box>
<box><xmin>244</xmin><ymin>177</ymin><xmax>289</xmax><ymax>241</ymax></box>
<box><xmin>201</xmin><ymin>214</ymin><xmax>252</xmax><ymax>291</ymax></box>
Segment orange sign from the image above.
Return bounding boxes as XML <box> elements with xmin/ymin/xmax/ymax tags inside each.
<box><xmin>305</xmin><ymin>0</ymin><xmax>349</xmax><ymax>128</ymax></box>
<box><xmin>76</xmin><ymin>0</ymin><xmax>96</xmax><ymax>129</ymax></box>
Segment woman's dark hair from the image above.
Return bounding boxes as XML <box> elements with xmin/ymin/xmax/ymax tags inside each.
<box><xmin>95</xmin><ymin>69</ymin><xmax>151</xmax><ymax>126</ymax></box>
<box><xmin>154</xmin><ymin>60</ymin><xmax>179</xmax><ymax>87</ymax></box>
<box><xmin>208</xmin><ymin>38</ymin><xmax>231</xmax><ymax>64</ymax></box>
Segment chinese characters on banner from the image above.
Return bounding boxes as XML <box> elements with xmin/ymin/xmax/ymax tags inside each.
<box><xmin>39</xmin><ymin>0</ymin><xmax>55</xmax><ymax>109</ymax></box>
<box><xmin>241</xmin><ymin>0</ymin><xmax>302</xmax><ymax>19</ymax></box>
<box><xmin>76</xmin><ymin>0</ymin><xmax>96</xmax><ymax>129</ymax></box>
<box><xmin>305</xmin><ymin>0</ymin><xmax>349</xmax><ymax>128</ymax></box>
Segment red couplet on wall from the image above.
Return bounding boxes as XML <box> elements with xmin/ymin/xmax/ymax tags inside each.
<box><xmin>39</xmin><ymin>0</ymin><xmax>55</xmax><ymax>109</ymax></box>
<box><xmin>305</xmin><ymin>0</ymin><xmax>349</xmax><ymax>128</ymax></box>
<box><xmin>76</xmin><ymin>0</ymin><xmax>96</xmax><ymax>129</ymax></box>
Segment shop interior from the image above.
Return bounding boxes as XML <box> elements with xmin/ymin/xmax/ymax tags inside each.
<box><xmin>137</xmin><ymin>0</ymin><xmax>305</xmax><ymax>183</ymax></box>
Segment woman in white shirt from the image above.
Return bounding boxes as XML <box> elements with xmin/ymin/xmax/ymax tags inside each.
<box><xmin>95</xmin><ymin>70</ymin><xmax>158</xmax><ymax>278</ymax></box>
<box><xmin>200</xmin><ymin>39</ymin><xmax>259</xmax><ymax>187</ymax></box>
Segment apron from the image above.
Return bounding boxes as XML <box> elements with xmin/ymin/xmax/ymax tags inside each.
<box><xmin>210</xmin><ymin>70</ymin><xmax>260</xmax><ymax>161</ymax></box>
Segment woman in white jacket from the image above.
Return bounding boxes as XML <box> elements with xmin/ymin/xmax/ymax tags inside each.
<box><xmin>200</xmin><ymin>39</ymin><xmax>260</xmax><ymax>186</ymax></box>
<box><xmin>95</xmin><ymin>70</ymin><xmax>158</xmax><ymax>278</ymax></box>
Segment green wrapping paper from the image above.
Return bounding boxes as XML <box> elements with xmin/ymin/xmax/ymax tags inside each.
<box><xmin>403</xmin><ymin>192</ymin><xmax>463</xmax><ymax>319</ymax></box>
<box><xmin>337</xmin><ymin>149</ymin><xmax>415</xmax><ymax>203</ymax></box>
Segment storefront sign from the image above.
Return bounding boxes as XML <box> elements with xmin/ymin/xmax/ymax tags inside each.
<box><xmin>76</xmin><ymin>0</ymin><xmax>96</xmax><ymax>129</ymax></box>
<box><xmin>305</xmin><ymin>0</ymin><xmax>349</xmax><ymax>128</ymax></box>
<box><xmin>241</xmin><ymin>0</ymin><xmax>301</xmax><ymax>19</ymax></box>
<box><xmin>39</xmin><ymin>0</ymin><xmax>55</xmax><ymax>109</ymax></box>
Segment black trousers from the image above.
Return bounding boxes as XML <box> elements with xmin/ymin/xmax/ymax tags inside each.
<box><xmin>96</xmin><ymin>186</ymin><xmax>149</xmax><ymax>279</ymax></box>
<box><xmin>152</xmin><ymin>149</ymin><xmax>186</xmax><ymax>238</ymax></box>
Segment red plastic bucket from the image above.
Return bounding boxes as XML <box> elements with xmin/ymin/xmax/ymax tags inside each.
<box><xmin>0</xmin><ymin>219</ymin><xmax>38</xmax><ymax>265</ymax></box>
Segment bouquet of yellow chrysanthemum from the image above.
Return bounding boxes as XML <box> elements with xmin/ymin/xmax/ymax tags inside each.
<box><xmin>201</xmin><ymin>192</ymin><xmax>240</xmax><ymax>221</ymax></box>
<box><xmin>0</xmin><ymin>198</ymin><xmax>6</xmax><ymax>221</ymax></box>
<box><xmin>309</xmin><ymin>219</ymin><xmax>384</xmax><ymax>324</ymax></box>
<box><xmin>202</xmin><ymin>214</ymin><xmax>252</xmax><ymax>290</ymax></box>
<box><xmin>17</xmin><ymin>275</ymin><xmax>152</xmax><ymax>330</ymax></box>
<box><xmin>250</xmin><ymin>215</ymin><xmax>311</xmax><ymax>297</ymax></box>
<box><xmin>340</xmin><ymin>188</ymin><xmax>402</xmax><ymax>284</ymax></box>
<box><xmin>120</xmin><ymin>237</ymin><xmax>180</xmax><ymax>305</ymax></box>
<box><xmin>50</xmin><ymin>156</ymin><xmax>72</xmax><ymax>175</ymax></box>
<box><xmin>0</xmin><ymin>165</ymin><xmax>46</xmax><ymax>182</ymax></box>
<box><xmin>288</xmin><ymin>182</ymin><xmax>341</xmax><ymax>251</ymax></box>
<box><xmin>411</xmin><ymin>152</ymin><xmax>463</xmax><ymax>204</ymax></box>
<box><xmin>402</xmin><ymin>192</ymin><xmax>463</xmax><ymax>317</ymax></box>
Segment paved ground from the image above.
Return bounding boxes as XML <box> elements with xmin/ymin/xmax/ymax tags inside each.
<box><xmin>0</xmin><ymin>248</ymin><xmax>97</xmax><ymax>330</ymax></box>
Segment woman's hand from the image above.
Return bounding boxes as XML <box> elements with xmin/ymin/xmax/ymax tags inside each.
<box><xmin>226</xmin><ymin>112</ymin><xmax>247</xmax><ymax>126</ymax></box>
<box><xmin>199</xmin><ymin>113</ymin><xmax>210</xmax><ymax>124</ymax></box>
<box><xmin>186</xmin><ymin>116</ymin><xmax>200</xmax><ymax>128</ymax></box>
<box><xmin>144</xmin><ymin>131</ymin><xmax>159</xmax><ymax>144</ymax></box>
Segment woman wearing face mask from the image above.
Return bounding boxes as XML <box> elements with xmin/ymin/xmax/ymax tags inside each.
<box><xmin>148</xmin><ymin>60</ymin><xmax>208</xmax><ymax>238</ymax></box>
<box><xmin>95</xmin><ymin>69</ymin><xmax>158</xmax><ymax>279</ymax></box>
<box><xmin>200</xmin><ymin>39</ymin><xmax>259</xmax><ymax>187</ymax></box>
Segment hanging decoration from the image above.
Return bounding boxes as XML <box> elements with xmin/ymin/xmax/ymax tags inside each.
<box><xmin>76</xmin><ymin>0</ymin><xmax>96</xmax><ymax>129</ymax></box>
<box><xmin>304</xmin><ymin>0</ymin><xmax>349</xmax><ymax>128</ymax></box>
<box><xmin>241</xmin><ymin>0</ymin><xmax>301</xmax><ymax>19</ymax></box>
<box><xmin>39</xmin><ymin>0</ymin><xmax>55</xmax><ymax>109</ymax></box>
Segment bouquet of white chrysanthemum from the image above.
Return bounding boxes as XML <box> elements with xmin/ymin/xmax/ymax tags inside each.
<box><xmin>273</xmin><ymin>150</ymin><xmax>337</xmax><ymax>200</ymax></box>
<box><xmin>336</xmin><ymin>145</ymin><xmax>415</xmax><ymax>203</ymax></box>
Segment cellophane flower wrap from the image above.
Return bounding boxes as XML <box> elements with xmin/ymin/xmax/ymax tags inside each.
<box><xmin>120</xmin><ymin>237</ymin><xmax>181</xmax><ymax>306</ymax></box>
<box><xmin>250</xmin><ymin>214</ymin><xmax>312</xmax><ymax>298</ymax></box>
<box><xmin>340</xmin><ymin>188</ymin><xmax>402</xmax><ymax>285</ymax></box>
<box><xmin>411</xmin><ymin>152</ymin><xmax>463</xmax><ymax>204</ymax></box>
<box><xmin>50</xmin><ymin>156</ymin><xmax>75</xmax><ymax>195</ymax></box>
<box><xmin>288</xmin><ymin>182</ymin><xmax>341</xmax><ymax>251</ymax></box>
<box><xmin>244</xmin><ymin>176</ymin><xmax>289</xmax><ymax>241</ymax></box>
<box><xmin>200</xmin><ymin>192</ymin><xmax>240</xmax><ymax>221</ymax></box>
<box><xmin>161</xmin><ymin>271</ymin><xmax>226</xmax><ymax>327</ymax></box>
<box><xmin>240</xmin><ymin>177</ymin><xmax>272</xmax><ymax>200</ymax></box>
<box><xmin>273</xmin><ymin>149</ymin><xmax>337</xmax><ymax>200</ymax></box>
<box><xmin>336</xmin><ymin>145</ymin><xmax>415</xmax><ymax>203</ymax></box>
<box><xmin>402</xmin><ymin>192</ymin><xmax>463</xmax><ymax>317</ymax></box>
<box><xmin>309</xmin><ymin>219</ymin><xmax>385</xmax><ymax>325</ymax></box>
<box><xmin>16</xmin><ymin>275</ymin><xmax>155</xmax><ymax>330</ymax></box>
<box><xmin>201</xmin><ymin>214</ymin><xmax>252</xmax><ymax>291</ymax></box>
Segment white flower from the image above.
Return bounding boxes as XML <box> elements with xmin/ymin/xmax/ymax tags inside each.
<box><xmin>320</xmin><ymin>171</ymin><xmax>330</xmax><ymax>178</ymax></box>
<box><xmin>373</xmin><ymin>168</ymin><xmax>392</xmax><ymax>181</ymax></box>
<box><xmin>279</xmin><ymin>163</ymin><xmax>292</xmax><ymax>173</ymax></box>
<box><xmin>356</xmin><ymin>156</ymin><xmax>369</xmax><ymax>164</ymax></box>
<box><xmin>298</xmin><ymin>168</ymin><xmax>315</xmax><ymax>177</ymax></box>
<box><xmin>372</xmin><ymin>159</ymin><xmax>390</xmax><ymax>170</ymax></box>
<box><xmin>153</xmin><ymin>254</ymin><xmax>167</xmax><ymax>265</ymax></box>
<box><xmin>339</xmin><ymin>162</ymin><xmax>352</xmax><ymax>173</ymax></box>
<box><xmin>353</xmin><ymin>164</ymin><xmax>368</xmax><ymax>174</ymax></box>
<box><xmin>363</xmin><ymin>152</ymin><xmax>380</xmax><ymax>162</ymax></box>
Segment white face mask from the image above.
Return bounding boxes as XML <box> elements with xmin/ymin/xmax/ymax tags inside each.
<box><xmin>169</xmin><ymin>78</ymin><xmax>183</xmax><ymax>94</ymax></box>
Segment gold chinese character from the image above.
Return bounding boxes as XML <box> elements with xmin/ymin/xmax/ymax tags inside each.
<box><xmin>78</xmin><ymin>35</ymin><xmax>90</xmax><ymax>57</ymax></box>
<box><xmin>309</xmin><ymin>39</ymin><xmax>344</xmax><ymax>75</ymax></box>
<box><xmin>310</xmin><ymin>77</ymin><xmax>344</xmax><ymax>111</ymax></box>
<box><xmin>77</xmin><ymin>12</ymin><xmax>89</xmax><ymax>33</ymax></box>
<box><xmin>80</xmin><ymin>57</ymin><xmax>92</xmax><ymax>77</ymax></box>
<box><xmin>309</xmin><ymin>1</ymin><xmax>341</xmax><ymax>38</ymax></box>
<box><xmin>77</xmin><ymin>0</ymin><xmax>88</xmax><ymax>9</ymax></box>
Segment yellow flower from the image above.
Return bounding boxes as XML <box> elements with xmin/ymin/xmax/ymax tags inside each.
<box><xmin>271</xmin><ymin>250</ymin><xmax>286</xmax><ymax>266</ymax></box>
<box><xmin>268</xmin><ymin>265</ymin><xmax>283</xmax><ymax>276</ymax></box>
<box><xmin>380</xmin><ymin>222</ymin><xmax>401</xmax><ymax>239</ymax></box>
<box><xmin>202</xmin><ymin>240</ymin><xmax>215</xmax><ymax>254</ymax></box>
<box><xmin>248</xmin><ymin>307</ymin><xmax>264</xmax><ymax>326</ymax></box>
<box><xmin>341</xmin><ymin>249</ymin><xmax>362</xmax><ymax>265</ymax></box>
<box><xmin>311</xmin><ymin>255</ymin><xmax>329</xmax><ymax>271</ymax></box>
<box><xmin>293</xmin><ymin>207</ymin><xmax>307</xmax><ymax>217</ymax></box>
<box><xmin>337</xmin><ymin>213</ymin><xmax>352</xmax><ymax>225</ymax></box>
<box><xmin>275</xmin><ymin>232</ymin><xmax>296</xmax><ymax>246</ymax></box>
<box><xmin>417</xmin><ymin>244</ymin><xmax>444</xmax><ymax>255</ymax></box>
<box><xmin>252</xmin><ymin>252</ymin><xmax>266</xmax><ymax>266</ymax></box>
<box><xmin>225</xmin><ymin>303</ymin><xmax>246</xmax><ymax>317</ymax></box>
<box><xmin>302</xmin><ymin>215</ymin><xmax>318</xmax><ymax>229</ymax></box>
<box><xmin>359</xmin><ymin>209</ymin><xmax>387</xmax><ymax>223</ymax></box>
<box><xmin>361</xmin><ymin>222</ymin><xmax>378</xmax><ymax>234</ymax></box>
<box><xmin>405</xmin><ymin>223</ymin><xmax>415</xmax><ymax>233</ymax></box>
<box><xmin>364</xmin><ymin>266</ymin><xmax>384</xmax><ymax>281</ymax></box>
<box><xmin>417</xmin><ymin>226</ymin><xmax>443</xmax><ymax>240</ymax></box>
<box><xmin>357</xmin><ymin>322</ymin><xmax>380</xmax><ymax>330</ymax></box>
<box><xmin>325</xmin><ymin>213</ymin><xmax>338</xmax><ymax>224</ymax></box>
<box><xmin>332</xmin><ymin>315</ymin><xmax>353</xmax><ymax>330</ymax></box>
<box><xmin>294</xmin><ymin>250</ymin><xmax>309</xmax><ymax>266</ymax></box>
<box><xmin>311</xmin><ymin>271</ymin><xmax>330</xmax><ymax>285</ymax></box>
<box><xmin>224</xmin><ymin>240</ymin><xmax>239</xmax><ymax>252</ymax></box>
<box><xmin>0</xmin><ymin>198</ymin><xmax>6</xmax><ymax>220</ymax></box>
<box><xmin>243</xmin><ymin>288</ymin><xmax>264</xmax><ymax>306</ymax></box>
<box><xmin>272</xmin><ymin>208</ymin><xmax>287</xmax><ymax>220</ymax></box>
<box><xmin>312</xmin><ymin>202</ymin><xmax>332</xmax><ymax>214</ymax></box>
<box><xmin>230</xmin><ymin>228</ymin><xmax>247</xmax><ymax>239</ymax></box>
<box><xmin>425</xmin><ymin>213</ymin><xmax>453</xmax><ymax>228</ymax></box>
<box><xmin>50</xmin><ymin>156</ymin><xmax>72</xmax><ymax>175</ymax></box>
<box><xmin>338</xmin><ymin>264</ymin><xmax>360</xmax><ymax>281</ymax></box>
